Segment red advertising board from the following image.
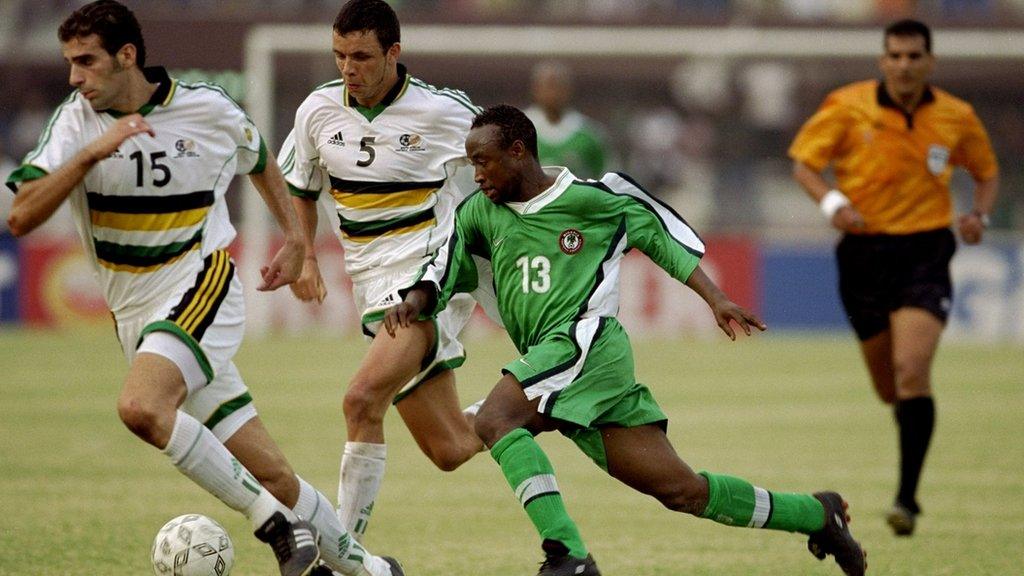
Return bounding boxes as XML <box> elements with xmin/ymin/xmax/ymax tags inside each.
<box><xmin>13</xmin><ymin>233</ymin><xmax>760</xmax><ymax>336</ymax></box>
<box><xmin>20</xmin><ymin>238</ymin><xmax>108</xmax><ymax>326</ymax></box>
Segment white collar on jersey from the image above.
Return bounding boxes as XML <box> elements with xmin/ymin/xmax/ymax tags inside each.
<box><xmin>504</xmin><ymin>167</ymin><xmax>575</xmax><ymax>215</ymax></box>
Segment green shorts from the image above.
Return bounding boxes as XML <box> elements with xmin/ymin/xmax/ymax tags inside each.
<box><xmin>504</xmin><ymin>316</ymin><xmax>667</xmax><ymax>470</ymax></box>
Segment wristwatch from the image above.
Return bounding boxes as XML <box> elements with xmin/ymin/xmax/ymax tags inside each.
<box><xmin>972</xmin><ymin>210</ymin><xmax>991</xmax><ymax>228</ymax></box>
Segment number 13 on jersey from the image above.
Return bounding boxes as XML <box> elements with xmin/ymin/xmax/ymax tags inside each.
<box><xmin>516</xmin><ymin>255</ymin><xmax>551</xmax><ymax>294</ymax></box>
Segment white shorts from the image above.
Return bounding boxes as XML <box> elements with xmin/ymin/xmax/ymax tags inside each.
<box><xmin>116</xmin><ymin>250</ymin><xmax>256</xmax><ymax>441</ymax></box>
<box><xmin>353</xmin><ymin>261</ymin><xmax>476</xmax><ymax>402</ymax></box>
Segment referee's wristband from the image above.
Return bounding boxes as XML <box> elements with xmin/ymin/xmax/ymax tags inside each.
<box><xmin>819</xmin><ymin>189</ymin><xmax>851</xmax><ymax>219</ymax></box>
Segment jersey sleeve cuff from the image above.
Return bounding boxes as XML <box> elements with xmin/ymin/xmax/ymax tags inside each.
<box><xmin>6</xmin><ymin>164</ymin><xmax>48</xmax><ymax>193</ymax></box>
<box><xmin>787</xmin><ymin>151</ymin><xmax>829</xmax><ymax>173</ymax></box>
<box><xmin>288</xmin><ymin>182</ymin><xmax>321</xmax><ymax>201</ymax></box>
<box><xmin>676</xmin><ymin>257</ymin><xmax>701</xmax><ymax>284</ymax></box>
<box><xmin>248</xmin><ymin>136</ymin><xmax>268</xmax><ymax>175</ymax></box>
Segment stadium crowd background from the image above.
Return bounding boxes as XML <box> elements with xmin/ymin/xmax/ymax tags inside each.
<box><xmin>1</xmin><ymin>0</ymin><xmax>1021</xmax><ymax>339</ymax></box>
<box><xmin>6</xmin><ymin>0</ymin><xmax>1024</xmax><ymax>24</ymax></box>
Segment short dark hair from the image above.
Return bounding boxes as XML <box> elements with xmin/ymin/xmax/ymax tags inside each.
<box><xmin>471</xmin><ymin>104</ymin><xmax>539</xmax><ymax>159</ymax></box>
<box><xmin>334</xmin><ymin>0</ymin><xmax>401</xmax><ymax>50</ymax></box>
<box><xmin>58</xmin><ymin>0</ymin><xmax>146</xmax><ymax>67</ymax></box>
<box><xmin>885</xmin><ymin>19</ymin><xmax>931</xmax><ymax>53</ymax></box>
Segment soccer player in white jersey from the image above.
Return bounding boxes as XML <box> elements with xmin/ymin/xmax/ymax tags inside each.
<box><xmin>386</xmin><ymin>105</ymin><xmax>867</xmax><ymax>576</ymax></box>
<box><xmin>4</xmin><ymin>3</ymin><xmax>402</xmax><ymax>575</ymax></box>
<box><xmin>281</xmin><ymin>0</ymin><xmax>484</xmax><ymax>541</ymax></box>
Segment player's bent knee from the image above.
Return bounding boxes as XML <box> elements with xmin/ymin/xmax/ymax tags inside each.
<box><xmin>893</xmin><ymin>361</ymin><xmax>930</xmax><ymax>392</ymax></box>
<box><xmin>473</xmin><ymin>412</ymin><xmax>505</xmax><ymax>448</ymax></box>
<box><xmin>425</xmin><ymin>447</ymin><xmax>471</xmax><ymax>472</ymax></box>
<box><xmin>342</xmin><ymin>385</ymin><xmax>389</xmax><ymax>427</ymax></box>
<box><xmin>116</xmin><ymin>395</ymin><xmax>170</xmax><ymax>445</ymax></box>
<box><xmin>474</xmin><ymin>411</ymin><xmax>526</xmax><ymax>448</ymax></box>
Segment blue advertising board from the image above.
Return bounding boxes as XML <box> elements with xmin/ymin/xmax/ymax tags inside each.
<box><xmin>760</xmin><ymin>237</ymin><xmax>1023</xmax><ymax>342</ymax></box>
<box><xmin>761</xmin><ymin>243</ymin><xmax>848</xmax><ymax>331</ymax></box>
<box><xmin>0</xmin><ymin>232</ymin><xmax>18</xmax><ymax>322</ymax></box>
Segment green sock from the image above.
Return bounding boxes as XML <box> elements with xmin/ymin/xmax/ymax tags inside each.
<box><xmin>699</xmin><ymin>471</ymin><xmax>825</xmax><ymax>533</ymax></box>
<box><xmin>491</xmin><ymin>428</ymin><xmax>588</xmax><ymax>558</ymax></box>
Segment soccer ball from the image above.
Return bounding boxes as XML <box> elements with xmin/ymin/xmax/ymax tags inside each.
<box><xmin>151</xmin><ymin>514</ymin><xmax>234</xmax><ymax>576</ymax></box>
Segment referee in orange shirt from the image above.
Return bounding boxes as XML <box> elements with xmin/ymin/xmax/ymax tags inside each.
<box><xmin>789</xmin><ymin>19</ymin><xmax>999</xmax><ymax>537</ymax></box>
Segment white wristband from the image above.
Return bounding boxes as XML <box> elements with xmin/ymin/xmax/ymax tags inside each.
<box><xmin>819</xmin><ymin>189</ymin><xmax>851</xmax><ymax>219</ymax></box>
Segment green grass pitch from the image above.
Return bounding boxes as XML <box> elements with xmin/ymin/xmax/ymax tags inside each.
<box><xmin>1</xmin><ymin>326</ymin><xmax>1021</xmax><ymax>575</ymax></box>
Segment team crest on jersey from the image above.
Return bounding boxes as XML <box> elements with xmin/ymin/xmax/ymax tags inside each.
<box><xmin>559</xmin><ymin>229</ymin><xmax>584</xmax><ymax>255</ymax></box>
<box><xmin>244</xmin><ymin>127</ymin><xmax>254</xmax><ymax>143</ymax></box>
<box><xmin>926</xmin><ymin>144</ymin><xmax>950</xmax><ymax>176</ymax></box>
<box><xmin>174</xmin><ymin>139</ymin><xmax>200</xmax><ymax>158</ymax></box>
<box><xmin>396</xmin><ymin>133</ymin><xmax>425</xmax><ymax>152</ymax></box>
<box><xmin>327</xmin><ymin>131</ymin><xmax>346</xmax><ymax>147</ymax></box>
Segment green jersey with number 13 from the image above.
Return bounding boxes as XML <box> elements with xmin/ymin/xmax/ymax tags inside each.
<box><xmin>423</xmin><ymin>168</ymin><xmax>705</xmax><ymax>352</ymax></box>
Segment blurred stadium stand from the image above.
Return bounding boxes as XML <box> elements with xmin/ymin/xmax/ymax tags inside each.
<box><xmin>1</xmin><ymin>1</ymin><xmax>1021</xmax><ymax>340</ymax></box>
<box><xmin>3</xmin><ymin>0</ymin><xmax>1024</xmax><ymax>27</ymax></box>
<box><xmin>2</xmin><ymin>1</ymin><xmax>1022</xmax><ymax>231</ymax></box>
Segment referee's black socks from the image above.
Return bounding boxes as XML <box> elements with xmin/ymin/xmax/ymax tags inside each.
<box><xmin>894</xmin><ymin>396</ymin><xmax>935</xmax><ymax>514</ymax></box>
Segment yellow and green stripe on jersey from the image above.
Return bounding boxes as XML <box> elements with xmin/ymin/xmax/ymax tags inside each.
<box><xmin>87</xmin><ymin>190</ymin><xmax>213</xmax><ymax>272</ymax></box>
<box><xmin>327</xmin><ymin>176</ymin><xmax>443</xmax><ymax>243</ymax></box>
<box><xmin>139</xmin><ymin>250</ymin><xmax>235</xmax><ymax>381</ymax></box>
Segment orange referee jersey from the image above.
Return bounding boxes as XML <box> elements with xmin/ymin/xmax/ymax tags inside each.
<box><xmin>789</xmin><ymin>80</ymin><xmax>998</xmax><ymax>235</ymax></box>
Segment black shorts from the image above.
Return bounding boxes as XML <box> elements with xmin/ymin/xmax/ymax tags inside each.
<box><xmin>836</xmin><ymin>228</ymin><xmax>956</xmax><ymax>341</ymax></box>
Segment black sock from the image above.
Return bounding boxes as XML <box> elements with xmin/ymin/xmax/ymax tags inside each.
<box><xmin>894</xmin><ymin>396</ymin><xmax>935</xmax><ymax>513</ymax></box>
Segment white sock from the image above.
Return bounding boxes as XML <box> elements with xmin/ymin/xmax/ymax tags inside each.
<box><xmin>163</xmin><ymin>410</ymin><xmax>294</xmax><ymax>531</ymax></box>
<box><xmin>296</xmin><ymin>476</ymin><xmax>394</xmax><ymax>575</ymax></box>
<box><xmin>337</xmin><ymin>442</ymin><xmax>386</xmax><ymax>539</ymax></box>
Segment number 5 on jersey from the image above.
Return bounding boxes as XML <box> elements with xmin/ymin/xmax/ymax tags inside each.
<box><xmin>516</xmin><ymin>255</ymin><xmax>550</xmax><ymax>294</ymax></box>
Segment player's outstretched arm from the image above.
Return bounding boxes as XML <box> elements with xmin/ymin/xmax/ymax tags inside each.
<box><xmin>685</xmin><ymin>266</ymin><xmax>766</xmax><ymax>341</ymax></box>
<box><xmin>288</xmin><ymin>195</ymin><xmax>326</xmax><ymax>303</ymax></box>
<box><xmin>383</xmin><ymin>283</ymin><xmax>437</xmax><ymax>337</ymax></box>
<box><xmin>7</xmin><ymin>114</ymin><xmax>153</xmax><ymax>236</ymax></box>
<box><xmin>248</xmin><ymin>154</ymin><xmax>304</xmax><ymax>291</ymax></box>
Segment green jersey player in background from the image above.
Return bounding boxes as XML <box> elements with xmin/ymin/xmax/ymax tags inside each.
<box><xmin>281</xmin><ymin>0</ymin><xmax>485</xmax><ymax>547</ymax></box>
<box><xmin>385</xmin><ymin>105</ymin><xmax>867</xmax><ymax>576</ymax></box>
<box><xmin>524</xmin><ymin>60</ymin><xmax>608</xmax><ymax>180</ymax></box>
<box><xmin>4</xmin><ymin>2</ymin><xmax>401</xmax><ymax>575</ymax></box>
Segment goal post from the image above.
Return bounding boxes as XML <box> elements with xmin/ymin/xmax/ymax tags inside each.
<box><xmin>241</xmin><ymin>25</ymin><xmax>1024</xmax><ymax>335</ymax></box>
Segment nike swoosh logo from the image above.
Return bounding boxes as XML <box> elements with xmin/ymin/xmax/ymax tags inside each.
<box><xmin>518</xmin><ymin>358</ymin><xmax>534</xmax><ymax>368</ymax></box>
<box><xmin>494</xmin><ymin>236</ymin><xmax>508</xmax><ymax>247</ymax></box>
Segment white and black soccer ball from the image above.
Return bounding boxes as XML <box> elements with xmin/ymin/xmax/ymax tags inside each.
<box><xmin>151</xmin><ymin>514</ymin><xmax>234</xmax><ymax>576</ymax></box>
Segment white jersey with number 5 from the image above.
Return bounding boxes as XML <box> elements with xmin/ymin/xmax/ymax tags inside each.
<box><xmin>5</xmin><ymin>67</ymin><xmax>266</xmax><ymax>319</ymax></box>
<box><xmin>280</xmin><ymin>64</ymin><xmax>479</xmax><ymax>280</ymax></box>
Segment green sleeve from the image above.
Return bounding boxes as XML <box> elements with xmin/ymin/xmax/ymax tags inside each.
<box><xmin>7</xmin><ymin>164</ymin><xmax>49</xmax><ymax>193</ymax></box>
<box><xmin>621</xmin><ymin>197</ymin><xmax>703</xmax><ymax>284</ymax></box>
<box><xmin>248</xmin><ymin>136</ymin><xmax>268</xmax><ymax>175</ymax></box>
<box><xmin>423</xmin><ymin>197</ymin><xmax>484</xmax><ymax>316</ymax></box>
<box><xmin>288</xmin><ymin>182</ymin><xmax>320</xmax><ymax>200</ymax></box>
